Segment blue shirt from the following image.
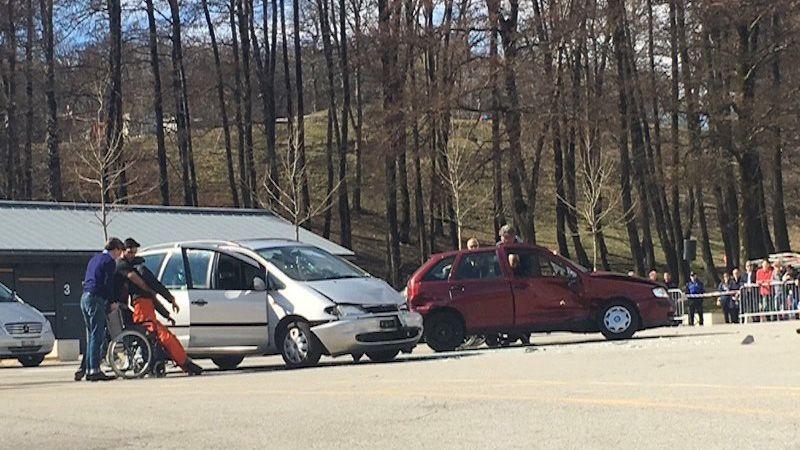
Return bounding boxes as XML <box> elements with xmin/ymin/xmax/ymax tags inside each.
<box><xmin>686</xmin><ymin>280</ymin><xmax>705</xmax><ymax>295</ymax></box>
<box><xmin>83</xmin><ymin>251</ymin><xmax>117</xmax><ymax>300</ymax></box>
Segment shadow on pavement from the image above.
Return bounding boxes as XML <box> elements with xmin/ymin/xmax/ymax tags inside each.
<box><xmin>208</xmin><ymin>351</ymin><xmax>481</xmax><ymax>376</ymax></box>
<box><xmin>455</xmin><ymin>330</ymin><xmax>739</xmax><ymax>353</ymax></box>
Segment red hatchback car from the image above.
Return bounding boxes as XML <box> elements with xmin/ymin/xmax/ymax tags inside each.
<box><xmin>406</xmin><ymin>244</ymin><xmax>680</xmax><ymax>352</ymax></box>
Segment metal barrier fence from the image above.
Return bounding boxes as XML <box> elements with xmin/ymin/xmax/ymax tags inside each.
<box><xmin>669</xmin><ymin>281</ymin><xmax>800</xmax><ymax>323</ymax></box>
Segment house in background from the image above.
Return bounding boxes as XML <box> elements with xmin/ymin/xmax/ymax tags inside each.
<box><xmin>0</xmin><ymin>201</ymin><xmax>352</xmax><ymax>358</ymax></box>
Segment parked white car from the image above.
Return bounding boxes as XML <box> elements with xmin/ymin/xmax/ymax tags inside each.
<box><xmin>137</xmin><ymin>239</ymin><xmax>423</xmax><ymax>369</ymax></box>
<box><xmin>0</xmin><ymin>282</ymin><xmax>55</xmax><ymax>367</ymax></box>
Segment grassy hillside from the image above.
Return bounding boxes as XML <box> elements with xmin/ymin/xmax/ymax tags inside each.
<box><xmin>41</xmin><ymin>109</ymin><xmax>799</xmax><ymax>285</ymax></box>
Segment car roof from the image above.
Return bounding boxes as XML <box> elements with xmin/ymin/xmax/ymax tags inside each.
<box><xmin>141</xmin><ymin>238</ymin><xmax>314</xmax><ymax>253</ymax></box>
<box><xmin>429</xmin><ymin>243</ymin><xmax>552</xmax><ymax>259</ymax></box>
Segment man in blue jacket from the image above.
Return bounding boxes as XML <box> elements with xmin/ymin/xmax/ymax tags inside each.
<box><xmin>686</xmin><ymin>272</ymin><xmax>705</xmax><ymax>326</ymax></box>
<box><xmin>80</xmin><ymin>237</ymin><xmax>125</xmax><ymax>381</ymax></box>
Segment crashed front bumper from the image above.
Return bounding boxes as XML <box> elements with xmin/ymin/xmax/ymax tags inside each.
<box><xmin>311</xmin><ymin>311</ymin><xmax>423</xmax><ymax>357</ymax></box>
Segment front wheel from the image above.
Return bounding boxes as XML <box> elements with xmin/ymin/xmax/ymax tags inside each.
<box><xmin>599</xmin><ymin>301</ymin><xmax>639</xmax><ymax>340</ymax></box>
<box><xmin>424</xmin><ymin>312</ymin><xmax>465</xmax><ymax>352</ymax></box>
<box><xmin>17</xmin><ymin>354</ymin><xmax>45</xmax><ymax>367</ymax></box>
<box><xmin>211</xmin><ymin>355</ymin><xmax>245</xmax><ymax>371</ymax></box>
<box><xmin>366</xmin><ymin>349</ymin><xmax>400</xmax><ymax>363</ymax></box>
<box><xmin>279</xmin><ymin>321</ymin><xmax>323</xmax><ymax>368</ymax></box>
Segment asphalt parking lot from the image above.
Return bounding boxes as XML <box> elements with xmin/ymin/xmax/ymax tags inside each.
<box><xmin>2</xmin><ymin>321</ymin><xmax>799</xmax><ymax>449</ymax></box>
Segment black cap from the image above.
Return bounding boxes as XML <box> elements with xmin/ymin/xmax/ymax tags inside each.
<box><xmin>124</xmin><ymin>238</ymin><xmax>141</xmax><ymax>249</ymax></box>
<box><xmin>690</xmin><ymin>272</ymin><xmax>697</xmax><ymax>276</ymax></box>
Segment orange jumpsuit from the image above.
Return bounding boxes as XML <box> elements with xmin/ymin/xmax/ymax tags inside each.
<box><xmin>132</xmin><ymin>297</ymin><xmax>188</xmax><ymax>368</ymax></box>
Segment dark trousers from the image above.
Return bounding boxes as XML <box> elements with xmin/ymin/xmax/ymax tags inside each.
<box><xmin>80</xmin><ymin>292</ymin><xmax>107</xmax><ymax>373</ymax></box>
<box><xmin>722</xmin><ymin>303</ymin><xmax>739</xmax><ymax>324</ymax></box>
<box><xmin>689</xmin><ymin>299</ymin><xmax>704</xmax><ymax>325</ymax></box>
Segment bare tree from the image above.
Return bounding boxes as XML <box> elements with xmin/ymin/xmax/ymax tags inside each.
<box><xmin>75</xmin><ymin>86</ymin><xmax>154</xmax><ymax>240</ymax></box>
<box><xmin>145</xmin><ymin>0</ymin><xmax>170</xmax><ymax>205</ymax></box>
<box><xmin>438</xmin><ymin>121</ymin><xmax>488</xmax><ymax>249</ymax></box>
<box><xmin>264</xmin><ymin>140</ymin><xmax>342</xmax><ymax>241</ymax></box>
<box><xmin>39</xmin><ymin>0</ymin><xmax>61</xmax><ymax>201</ymax></box>
<box><xmin>560</xmin><ymin>143</ymin><xmax>634</xmax><ymax>271</ymax></box>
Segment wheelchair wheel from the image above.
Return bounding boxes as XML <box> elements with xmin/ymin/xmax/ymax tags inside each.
<box><xmin>151</xmin><ymin>360</ymin><xmax>167</xmax><ymax>378</ymax></box>
<box><xmin>107</xmin><ymin>330</ymin><xmax>152</xmax><ymax>379</ymax></box>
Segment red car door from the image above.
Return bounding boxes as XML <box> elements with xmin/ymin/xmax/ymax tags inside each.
<box><xmin>447</xmin><ymin>250</ymin><xmax>514</xmax><ymax>332</ymax></box>
<box><xmin>504</xmin><ymin>248</ymin><xmax>584</xmax><ymax>330</ymax></box>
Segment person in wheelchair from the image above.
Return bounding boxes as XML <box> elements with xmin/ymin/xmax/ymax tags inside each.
<box><xmin>119</xmin><ymin>238</ymin><xmax>203</xmax><ymax>376</ymax></box>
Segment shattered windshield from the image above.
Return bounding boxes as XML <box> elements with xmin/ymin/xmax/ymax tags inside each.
<box><xmin>257</xmin><ymin>246</ymin><xmax>368</xmax><ymax>282</ymax></box>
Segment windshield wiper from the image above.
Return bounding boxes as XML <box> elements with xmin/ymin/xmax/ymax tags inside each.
<box><xmin>325</xmin><ymin>274</ymin><xmax>364</xmax><ymax>280</ymax></box>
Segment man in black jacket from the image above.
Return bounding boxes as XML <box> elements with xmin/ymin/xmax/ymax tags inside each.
<box><xmin>119</xmin><ymin>238</ymin><xmax>202</xmax><ymax>376</ymax></box>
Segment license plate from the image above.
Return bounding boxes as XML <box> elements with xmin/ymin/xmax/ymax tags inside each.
<box><xmin>379</xmin><ymin>319</ymin><xmax>397</xmax><ymax>329</ymax></box>
<box><xmin>18</xmin><ymin>340</ymin><xmax>35</xmax><ymax>347</ymax></box>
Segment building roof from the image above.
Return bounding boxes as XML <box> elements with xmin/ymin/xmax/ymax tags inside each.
<box><xmin>0</xmin><ymin>201</ymin><xmax>353</xmax><ymax>256</ymax></box>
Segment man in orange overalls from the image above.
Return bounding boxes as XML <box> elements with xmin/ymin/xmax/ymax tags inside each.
<box><xmin>119</xmin><ymin>238</ymin><xmax>202</xmax><ymax>376</ymax></box>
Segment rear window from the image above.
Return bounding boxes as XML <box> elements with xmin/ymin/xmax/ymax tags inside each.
<box><xmin>422</xmin><ymin>256</ymin><xmax>455</xmax><ymax>282</ymax></box>
<box><xmin>455</xmin><ymin>252</ymin><xmax>501</xmax><ymax>280</ymax></box>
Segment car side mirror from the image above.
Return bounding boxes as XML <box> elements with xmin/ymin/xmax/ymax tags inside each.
<box><xmin>253</xmin><ymin>277</ymin><xmax>267</xmax><ymax>291</ymax></box>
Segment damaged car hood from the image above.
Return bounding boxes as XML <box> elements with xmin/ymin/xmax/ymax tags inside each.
<box><xmin>305</xmin><ymin>277</ymin><xmax>404</xmax><ymax>306</ymax></box>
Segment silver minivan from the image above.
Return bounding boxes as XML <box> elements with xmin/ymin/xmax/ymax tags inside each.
<box><xmin>0</xmin><ymin>282</ymin><xmax>55</xmax><ymax>367</ymax></box>
<box><xmin>137</xmin><ymin>239</ymin><xmax>423</xmax><ymax>369</ymax></box>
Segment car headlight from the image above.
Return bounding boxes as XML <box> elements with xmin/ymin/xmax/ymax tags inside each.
<box><xmin>398</xmin><ymin>302</ymin><xmax>409</xmax><ymax>311</ymax></box>
<box><xmin>325</xmin><ymin>304</ymin><xmax>365</xmax><ymax>317</ymax></box>
<box><xmin>652</xmin><ymin>287</ymin><xmax>669</xmax><ymax>299</ymax></box>
<box><xmin>42</xmin><ymin>319</ymin><xmax>52</xmax><ymax>332</ymax></box>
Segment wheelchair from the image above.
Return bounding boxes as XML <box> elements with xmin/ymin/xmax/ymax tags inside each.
<box><xmin>105</xmin><ymin>305</ymin><xmax>171</xmax><ymax>379</ymax></box>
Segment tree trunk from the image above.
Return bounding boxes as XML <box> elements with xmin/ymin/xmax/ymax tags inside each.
<box><xmin>378</xmin><ymin>0</ymin><xmax>402</xmax><ymax>286</ymax></box>
<box><xmin>106</xmin><ymin>0</ymin><xmax>126</xmax><ymax>203</ymax></box>
<box><xmin>247</xmin><ymin>0</ymin><xmax>272</xmax><ymax>205</ymax></box>
<box><xmin>495</xmin><ymin>0</ymin><xmax>534</xmax><ymax>244</ymax></box>
<box><xmin>770</xmin><ymin>14</ymin><xmax>789</xmax><ymax>252</ymax></box>
<box><xmin>293</xmin><ymin>0</ymin><xmax>310</xmax><ymax>214</ymax></box>
<box><xmin>736</xmin><ymin>21</ymin><xmax>771</xmax><ymax>260</ymax></box>
<box><xmin>38</xmin><ymin>0</ymin><xmax>60</xmax><ymax>200</ymax></box>
<box><xmin>552</xmin><ymin>56</ymin><xmax>570</xmax><ymax>258</ymax></box>
<box><xmin>351</xmin><ymin>0</ymin><xmax>364</xmax><ymax>213</ymax></box>
<box><xmin>230</xmin><ymin>1</ymin><xmax>248</xmax><ymax>207</ymax></box>
<box><xmin>20</xmin><ymin>0</ymin><xmax>34</xmax><ymax>199</ymax></box>
<box><xmin>668</xmin><ymin>0</ymin><xmax>687</xmax><ymax>282</ymax></box>
<box><xmin>266</xmin><ymin>0</ymin><xmax>279</xmax><ymax>194</ymax></box>
<box><xmin>609</xmin><ymin>0</ymin><xmax>644</xmax><ymax>275</ymax></box>
<box><xmin>4</xmin><ymin>0</ymin><xmax>19</xmax><ymax>198</ymax></box>
<box><xmin>236</xmin><ymin>0</ymin><xmax>257</xmax><ymax>206</ymax></box>
<box><xmin>489</xmin><ymin>1</ymin><xmax>504</xmax><ymax>238</ymax></box>
<box><xmin>168</xmin><ymin>0</ymin><xmax>194</xmax><ymax>206</ymax></box>
<box><xmin>147</xmin><ymin>0</ymin><xmax>171</xmax><ymax>205</ymax></box>
<box><xmin>280</xmin><ymin>0</ymin><xmax>295</xmax><ymax>170</ymax></box>
<box><xmin>337</xmin><ymin>0</ymin><xmax>352</xmax><ymax>248</ymax></box>
<box><xmin>315</xmin><ymin>0</ymin><xmax>339</xmax><ymax>238</ymax></box>
<box><xmin>676</xmin><ymin>0</ymin><xmax>716</xmax><ymax>278</ymax></box>
<box><xmin>565</xmin><ymin>50</ymin><xmax>590</xmax><ymax>267</ymax></box>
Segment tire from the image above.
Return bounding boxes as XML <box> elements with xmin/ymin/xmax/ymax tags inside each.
<box><xmin>17</xmin><ymin>354</ymin><xmax>45</xmax><ymax>367</ymax></box>
<box><xmin>365</xmin><ymin>349</ymin><xmax>400</xmax><ymax>363</ymax></box>
<box><xmin>108</xmin><ymin>330</ymin><xmax>152</xmax><ymax>379</ymax></box>
<box><xmin>152</xmin><ymin>360</ymin><xmax>167</xmax><ymax>378</ymax></box>
<box><xmin>599</xmin><ymin>300</ymin><xmax>639</xmax><ymax>340</ymax></box>
<box><xmin>211</xmin><ymin>355</ymin><xmax>245</xmax><ymax>371</ymax></box>
<box><xmin>279</xmin><ymin>320</ymin><xmax>323</xmax><ymax>368</ymax></box>
<box><xmin>424</xmin><ymin>311</ymin><xmax>465</xmax><ymax>352</ymax></box>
